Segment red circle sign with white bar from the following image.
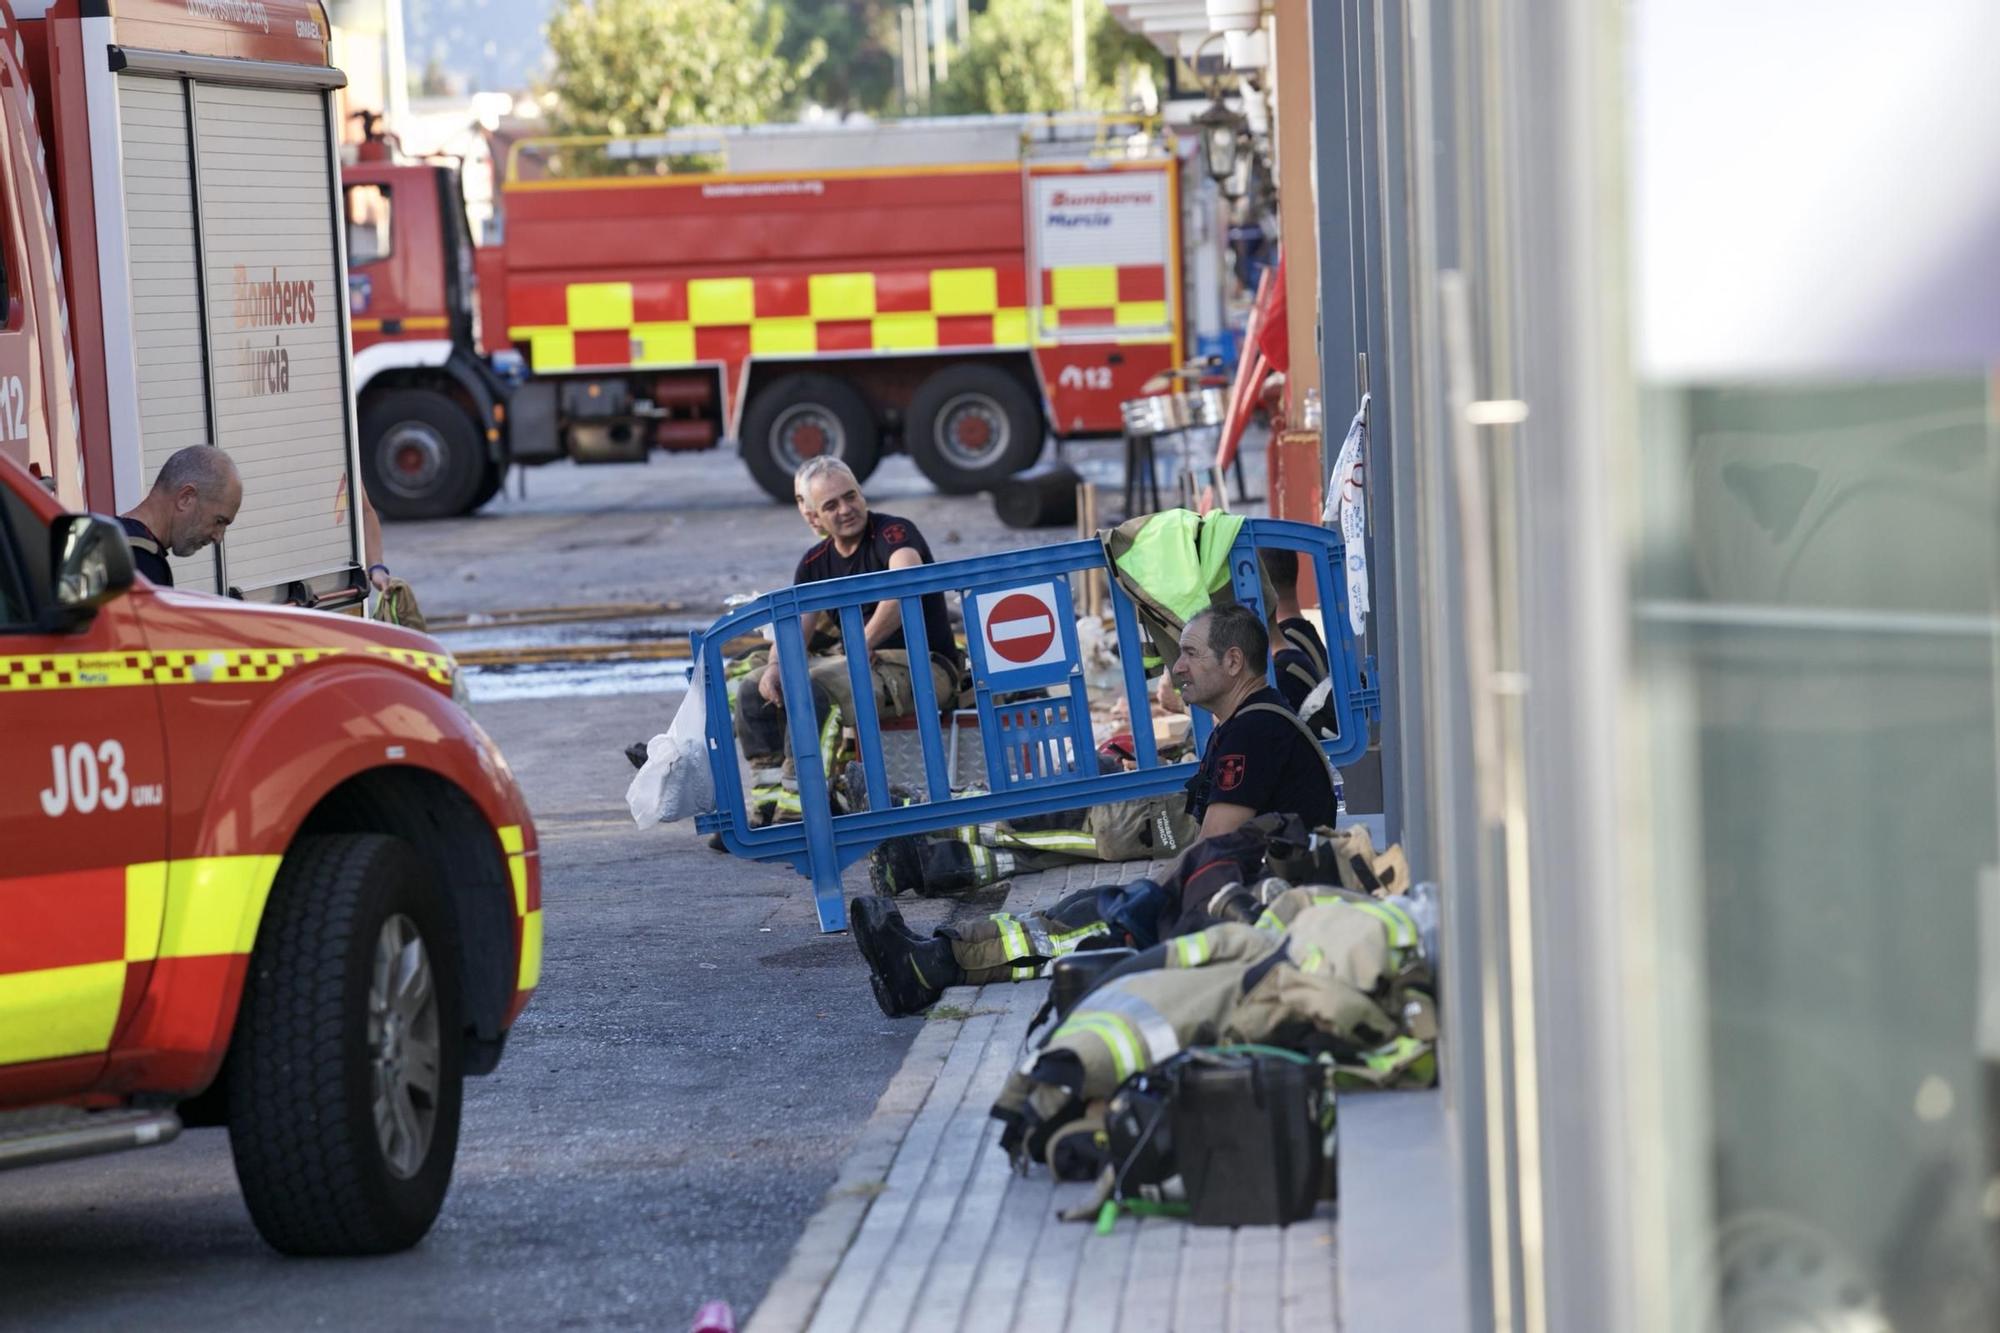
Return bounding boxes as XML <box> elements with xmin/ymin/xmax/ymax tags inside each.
<box><xmin>974</xmin><ymin>583</ymin><xmax>1067</xmax><ymax>672</ymax></box>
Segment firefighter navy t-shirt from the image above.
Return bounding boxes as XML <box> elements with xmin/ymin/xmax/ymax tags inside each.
<box><xmin>1272</xmin><ymin>615</ymin><xmax>1329</xmax><ymax>712</ymax></box>
<box><xmin>1186</xmin><ymin>686</ymin><xmax>1338</xmax><ymax>828</ymax></box>
<box><xmin>795</xmin><ymin>512</ymin><xmax>961</xmax><ymax>667</ymax></box>
<box><xmin>118</xmin><ymin>516</ymin><xmax>174</xmax><ymax>588</ymax></box>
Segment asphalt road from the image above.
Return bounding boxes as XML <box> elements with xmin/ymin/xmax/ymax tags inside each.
<box><xmin>0</xmin><ymin>447</ymin><xmax>1095</xmax><ymax>1330</ymax></box>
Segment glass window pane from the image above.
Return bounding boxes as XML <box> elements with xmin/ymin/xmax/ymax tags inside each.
<box><xmin>1633</xmin><ymin>377</ymin><xmax>2000</xmax><ymax>1331</ymax></box>
<box><xmin>345</xmin><ymin>184</ymin><xmax>391</xmax><ymax>265</ymax></box>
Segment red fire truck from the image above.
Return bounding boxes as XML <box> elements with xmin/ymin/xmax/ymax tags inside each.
<box><xmin>346</xmin><ymin>116</ymin><xmax>1186</xmax><ymax>517</ymax></box>
<box><xmin>1</xmin><ymin>0</ymin><xmax>539</xmax><ymax>1255</ymax></box>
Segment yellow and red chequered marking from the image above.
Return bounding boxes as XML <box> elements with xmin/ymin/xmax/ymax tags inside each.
<box><xmin>0</xmin><ymin>646</ymin><xmax>456</xmax><ymax>694</ymax></box>
<box><xmin>1037</xmin><ymin>264</ymin><xmax>1171</xmax><ymax>342</ymax></box>
<box><xmin>499</xmin><ymin>824</ymin><xmax>542</xmax><ymax>1024</ymax></box>
<box><xmin>505</xmin><ymin>265</ymin><xmax>1046</xmax><ymax>372</ymax></box>
<box><xmin>0</xmin><ymin>857</ymin><xmax>276</xmax><ymax>1068</ymax></box>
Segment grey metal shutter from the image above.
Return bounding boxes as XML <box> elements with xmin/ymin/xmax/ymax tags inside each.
<box><xmin>117</xmin><ymin>75</ymin><xmax>215</xmax><ymax>588</ymax></box>
<box><xmin>191</xmin><ymin>82</ymin><xmax>353</xmax><ymax>597</ymax></box>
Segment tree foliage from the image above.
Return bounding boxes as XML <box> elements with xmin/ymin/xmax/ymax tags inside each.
<box><xmin>543</xmin><ymin>0</ymin><xmax>824</xmax><ymax>136</ymax></box>
<box><xmin>776</xmin><ymin>0</ymin><xmax>902</xmax><ymax>116</ymax></box>
<box><xmin>935</xmin><ymin>0</ymin><xmax>1165</xmax><ymax>116</ymax></box>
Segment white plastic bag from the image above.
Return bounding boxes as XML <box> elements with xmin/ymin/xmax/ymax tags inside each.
<box><xmin>625</xmin><ymin>658</ymin><xmax>716</xmax><ymax>826</ymax></box>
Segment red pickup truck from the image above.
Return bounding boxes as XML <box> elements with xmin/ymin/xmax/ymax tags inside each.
<box><xmin>0</xmin><ymin>0</ymin><xmax>540</xmax><ymax>1255</ymax></box>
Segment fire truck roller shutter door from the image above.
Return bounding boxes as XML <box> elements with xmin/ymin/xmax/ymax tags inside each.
<box><xmin>186</xmin><ymin>83</ymin><xmax>359</xmax><ymax>597</ymax></box>
<box><xmin>904</xmin><ymin>364</ymin><xmax>1045</xmax><ymax>495</ymax></box>
<box><xmin>738</xmin><ymin>372</ymin><xmax>881</xmax><ymax>504</ymax></box>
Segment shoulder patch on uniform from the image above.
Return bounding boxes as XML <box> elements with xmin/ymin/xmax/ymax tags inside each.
<box><xmin>880</xmin><ymin>521</ymin><xmax>908</xmax><ymax>544</ymax></box>
<box><xmin>1217</xmin><ymin>754</ymin><xmax>1247</xmax><ymax>791</ymax></box>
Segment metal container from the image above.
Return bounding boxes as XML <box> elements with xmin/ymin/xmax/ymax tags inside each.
<box><xmin>1122</xmin><ymin>394</ymin><xmax>1179</xmax><ymax>437</ymax></box>
<box><xmin>1182</xmin><ymin>386</ymin><xmax>1227</xmax><ymax>427</ymax></box>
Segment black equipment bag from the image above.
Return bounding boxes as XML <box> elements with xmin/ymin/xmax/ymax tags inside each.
<box><xmin>1171</xmin><ymin>1047</ymin><xmax>1332</xmax><ymax>1227</ymax></box>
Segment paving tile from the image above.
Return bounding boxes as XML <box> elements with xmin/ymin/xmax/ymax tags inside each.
<box><xmin>1281</xmin><ymin>1217</ymin><xmax>1341</xmax><ymax>1332</ymax></box>
<box><xmin>1108</xmin><ymin>1218</ymin><xmax>1184</xmax><ymax>1332</ymax></box>
<box><xmin>807</xmin><ymin>1000</ymin><xmax>999</xmax><ymax>1331</ymax></box>
<box><xmin>898</xmin><ymin>984</ymin><xmax>1045</xmax><ymax>1330</ymax></box>
<box><xmin>957</xmin><ymin>1170</ymin><xmax>1056</xmax><ymax>1333</ymax></box>
<box><xmin>1228</xmin><ymin>1226</ymin><xmax>1289</xmax><ymax>1330</ymax></box>
<box><xmin>1064</xmin><ymin>1213</ymin><xmax>1138</xmax><ymax>1330</ymax></box>
<box><xmin>1008</xmin><ymin>1176</ymin><xmax>1092</xmax><ymax>1332</ymax></box>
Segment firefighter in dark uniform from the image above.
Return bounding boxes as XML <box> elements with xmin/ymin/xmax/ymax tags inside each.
<box><xmin>117</xmin><ymin>445</ymin><xmax>242</xmax><ymax>588</ymax></box>
<box><xmin>734</xmin><ymin>456</ymin><xmax>962</xmax><ymax>791</ymax></box>
<box><xmin>1262</xmin><ymin>548</ymin><xmax>1330</xmax><ymax>711</ymax></box>
<box><xmin>850</xmin><ymin>603</ymin><xmax>1339</xmax><ymax>1017</ymax></box>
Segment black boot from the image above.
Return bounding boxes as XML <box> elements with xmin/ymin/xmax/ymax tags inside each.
<box><xmin>849</xmin><ymin>896</ymin><xmax>962</xmax><ymax>1017</ymax></box>
<box><xmin>869</xmin><ymin>837</ymin><xmax>927</xmax><ymax>897</ymax></box>
<box><xmin>916</xmin><ymin>840</ymin><xmax>984</xmax><ymax>897</ymax></box>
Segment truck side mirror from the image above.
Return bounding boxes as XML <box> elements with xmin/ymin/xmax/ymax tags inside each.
<box><xmin>50</xmin><ymin>514</ymin><xmax>134</xmax><ymax>625</ymax></box>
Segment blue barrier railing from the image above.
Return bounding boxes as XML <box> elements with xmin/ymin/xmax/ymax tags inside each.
<box><xmin>692</xmin><ymin>518</ymin><xmax>1378</xmax><ymax>931</ymax></box>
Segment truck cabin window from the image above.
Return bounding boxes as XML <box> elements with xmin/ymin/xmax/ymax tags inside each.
<box><xmin>345</xmin><ymin>185</ymin><xmax>392</xmax><ymax>265</ymax></box>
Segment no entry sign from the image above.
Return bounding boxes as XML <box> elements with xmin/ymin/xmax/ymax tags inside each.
<box><xmin>972</xmin><ymin>582</ymin><xmax>1069</xmax><ymax>674</ymax></box>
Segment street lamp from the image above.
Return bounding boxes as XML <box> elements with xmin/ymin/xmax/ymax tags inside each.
<box><xmin>1195</xmin><ymin>97</ymin><xmax>1240</xmax><ymax>186</ymax></box>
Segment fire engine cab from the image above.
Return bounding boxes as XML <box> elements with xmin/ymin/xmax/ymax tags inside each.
<box><xmin>347</xmin><ymin>115</ymin><xmax>1186</xmax><ymax>517</ymax></box>
<box><xmin>0</xmin><ymin>0</ymin><xmax>540</xmax><ymax>1255</ymax></box>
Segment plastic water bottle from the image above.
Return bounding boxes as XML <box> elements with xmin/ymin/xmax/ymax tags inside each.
<box><xmin>1299</xmin><ymin>386</ymin><xmax>1323</xmax><ymax>432</ymax></box>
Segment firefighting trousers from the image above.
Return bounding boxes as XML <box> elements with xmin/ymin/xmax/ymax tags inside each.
<box><xmin>914</xmin><ymin>823</ymin><xmax>1101</xmax><ymax>894</ymax></box>
<box><xmin>905</xmin><ymin>792</ymin><xmax>1196</xmax><ymax>893</ymax></box>
<box><xmin>940</xmin><ymin>815</ymin><xmax>1306</xmax><ymax>980</ymax></box>
<box><xmin>739</xmin><ymin>651</ymin><xmax>957</xmax><ymax>819</ymax></box>
<box><xmin>942</xmin><ymin>888</ymin><xmax>1114</xmax><ymax>984</ymax></box>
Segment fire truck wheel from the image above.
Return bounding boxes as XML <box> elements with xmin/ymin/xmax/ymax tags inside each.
<box><xmin>361</xmin><ymin>390</ymin><xmax>486</xmax><ymax>520</ymax></box>
<box><xmin>906</xmin><ymin>365</ymin><xmax>1044</xmax><ymax>495</ymax></box>
<box><xmin>740</xmin><ymin>373</ymin><xmax>881</xmax><ymax>502</ymax></box>
<box><xmin>468</xmin><ymin>459</ymin><xmax>506</xmax><ymax>512</ymax></box>
<box><xmin>226</xmin><ymin>833</ymin><xmax>465</xmax><ymax>1256</ymax></box>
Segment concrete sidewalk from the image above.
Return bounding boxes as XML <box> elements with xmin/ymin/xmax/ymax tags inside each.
<box><xmin>745</xmin><ymin>859</ymin><xmax>1342</xmax><ymax>1333</ymax></box>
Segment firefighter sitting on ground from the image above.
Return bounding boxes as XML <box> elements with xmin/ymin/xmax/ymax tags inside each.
<box><xmin>849</xmin><ymin>602</ymin><xmax>1344</xmax><ymax>1017</ymax></box>
<box><xmin>867</xmin><ymin>548</ymin><xmax>1339</xmax><ymax>897</ymax></box>
<box><xmin>729</xmin><ymin>456</ymin><xmax>963</xmax><ymax>822</ymax></box>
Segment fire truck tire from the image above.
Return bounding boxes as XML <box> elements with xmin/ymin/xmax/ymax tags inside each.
<box><xmin>360</xmin><ymin>390</ymin><xmax>486</xmax><ymax>520</ymax></box>
<box><xmin>468</xmin><ymin>459</ymin><xmax>506</xmax><ymax>513</ymax></box>
<box><xmin>226</xmin><ymin>833</ymin><xmax>465</xmax><ymax>1256</ymax></box>
<box><xmin>905</xmin><ymin>365</ymin><xmax>1044</xmax><ymax>495</ymax></box>
<box><xmin>739</xmin><ymin>373</ymin><xmax>881</xmax><ymax>502</ymax></box>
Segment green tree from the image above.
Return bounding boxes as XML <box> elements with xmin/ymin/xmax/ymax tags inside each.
<box><xmin>775</xmin><ymin>0</ymin><xmax>901</xmax><ymax>116</ymax></box>
<box><xmin>935</xmin><ymin>0</ymin><xmax>1164</xmax><ymax>116</ymax></box>
<box><xmin>543</xmin><ymin>0</ymin><xmax>824</xmax><ymax>137</ymax></box>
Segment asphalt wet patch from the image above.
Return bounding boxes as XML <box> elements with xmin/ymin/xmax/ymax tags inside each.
<box><xmin>757</xmin><ymin>940</ymin><xmax>860</xmax><ymax>969</ymax></box>
<box><xmin>463</xmin><ymin>658</ymin><xmax>691</xmax><ymax>703</ymax></box>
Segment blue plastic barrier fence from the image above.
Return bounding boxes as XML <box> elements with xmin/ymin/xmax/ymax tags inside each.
<box><xmin>693</xmin><ymin>518</ymin><xmax>1377</xmax><ymax>932</ymax></box>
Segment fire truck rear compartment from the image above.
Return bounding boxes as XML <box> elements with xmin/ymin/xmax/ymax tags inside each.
<box><xmin>556</xmin><ymin>371</ymin><xmax>720</xmax><ymax>462</ymax></box>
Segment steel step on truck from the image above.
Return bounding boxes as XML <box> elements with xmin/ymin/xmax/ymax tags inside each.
<box><xmin>345</xmin><ymin>115</ymin><xmax>1188</xmax><ymax>518</ymax></box>
<box><xmin>1</xmin><ymin>0</ymin><xmax>539</xmax><ymax>1255</ymax></box>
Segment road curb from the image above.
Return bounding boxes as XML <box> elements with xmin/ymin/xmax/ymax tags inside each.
<box><xmin>744</xmin><ymin>989</ymin><xmax>970</xmax><ymax>1333</ymax></box>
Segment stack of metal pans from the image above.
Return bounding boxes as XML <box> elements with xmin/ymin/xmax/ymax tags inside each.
<box><xmin>1122</xmin><ymin>393</ymin><xmax>1177</xmax><ymax>438</ymax></box>
<box><xmin>1121</xmin><ymin>386</ymin><xmax>1227</xmax><ymax>439</ymax></box>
